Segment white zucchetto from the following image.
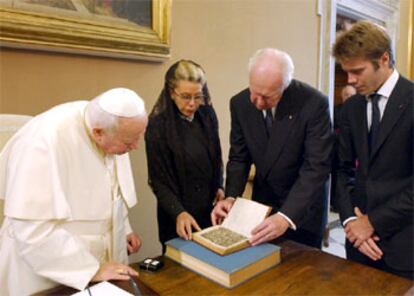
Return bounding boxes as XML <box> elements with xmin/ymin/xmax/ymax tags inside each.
<box><xmin>97</xmin><ymin>88</ymin><xmax>145</xmax><ymax>118</ymax></box>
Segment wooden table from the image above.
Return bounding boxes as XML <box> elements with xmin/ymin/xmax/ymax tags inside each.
<box><xmin>38</xmin><ymin>240</ymin><xmax>413</xmax><ymax>295</ymax></box>
<box><xmin>134</xmin><ymin>240</ymin><xmax>413</xmax><ymax>295</ymax></box>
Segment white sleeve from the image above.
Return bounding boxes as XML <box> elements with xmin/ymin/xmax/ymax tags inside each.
<box><xmin>123</xmin><ymin>200</ymin><xmax>133</xmax><ymax>235</ymax></box>
<box><xmin>277</xmin><ymin>211</ymin><xmax>297</xmax><ymax>230</ymax></box>
<box><xmin>10</xmin><ymin>218</ymin><xmax>99</xmax><ymax>291</ymax></box>
<box><xmin>343</xmin><ymin>216</ymin><xmax>357</xmax><ymax>227</ymax></box>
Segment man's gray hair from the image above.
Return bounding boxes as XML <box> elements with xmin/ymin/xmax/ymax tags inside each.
<box><xmin>248</xmin><ymin>48</ymin><xmax>295</xmax><ymax>88</ymax></box>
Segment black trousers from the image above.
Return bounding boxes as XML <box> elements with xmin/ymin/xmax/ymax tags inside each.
<box><xmin>283</xmin><ymin>227</ymin><xmax>323</xmax><ymax>249</ymax></box>
<box><xmin>346</xmin><ymin>241</ymin><xmax>414</xmax><ymax>280</ymax></box>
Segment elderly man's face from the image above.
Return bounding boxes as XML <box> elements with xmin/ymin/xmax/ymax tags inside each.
<box><xmin>249</xmin><ymin>69</ymin><xmax>284</xmax><ymax>110</ymax></box>
<box><xmin>94</xmin><ymin>116</ymin><xmax>148</xmax><ymax>155</ymax></box>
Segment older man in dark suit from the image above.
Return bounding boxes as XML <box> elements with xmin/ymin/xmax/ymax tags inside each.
<box><xmin>211</xmin><ymin>48</ymin><xmax>333</xmax><ymax>248</ymax></box>
<box><xmin>332</xmin><ymin>20</ymin><xmax>413</xmax><ymax>279</ymax></box>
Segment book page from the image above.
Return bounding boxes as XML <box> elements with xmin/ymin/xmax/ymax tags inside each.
<box><xmin>71</xmin><ymin>281</ymin><xmax>133</xmax><ymax>296</ymax></box>
<box><xmin>221</xmin><ymin>198</ymin><xmax>270</xmax><ymax>238</ymax></box>
<box><xmin>200</xmin><ymin>226</ymin><xmax>247</xmax><ymax>247</ymax></box>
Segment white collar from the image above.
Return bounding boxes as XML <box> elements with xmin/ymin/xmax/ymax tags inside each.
<box><xmin>262</xmin><ymin>106</ymin><xmax>276</xmax><ymax>118</ymax></box>
<box><xmin>374</xmin><ymin>69</ymin><xmax>399</xmax><ymax>99</ymax></box>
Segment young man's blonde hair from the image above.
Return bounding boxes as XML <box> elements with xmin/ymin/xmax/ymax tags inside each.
<box><xmin>332</xmin><ymin>20</ymin><xmax>394</xmax><ymax>69</ymax></box>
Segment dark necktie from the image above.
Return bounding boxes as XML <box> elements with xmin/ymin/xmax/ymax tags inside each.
<box><xmin>265</xmin><ymin>109</ymin><xmax>273</xmax><ymax>136</ymax></box>
<box><xmin>369</xmin><ymin>93</ymin><xmax>381</xmax><ymax>154</ymax></box>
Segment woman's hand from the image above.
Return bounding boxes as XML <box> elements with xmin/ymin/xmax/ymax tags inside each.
<box><xmin>176</xmin><ymin>211</ymin><xmax>201</xmax><ymax>240</ymax></box>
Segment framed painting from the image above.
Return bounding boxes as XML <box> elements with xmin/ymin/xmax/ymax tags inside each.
<box><xmin>0</xmin><ymin>0</ymin><xmax>171</xmax><ymax>61</ymax></box>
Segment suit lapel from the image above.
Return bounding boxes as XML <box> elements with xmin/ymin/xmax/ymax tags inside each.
<box><xmin>370</xmin><ymin>78</ymin><xmax>411</xmax><ymax>160</ymax></box>
<box><xmin>353</xmin><ymin>97</ymin><xmax>369</xmax><ymax>174</ymax></box>
<box><xmin>247</xmin><ymin>102</ymin><xmax>268</xmax><ymax>155</ymax></box>
<box><xmin>262</xmin><ymin>89</ymin><xmax>297</xmax><ymax>176</ymax></box>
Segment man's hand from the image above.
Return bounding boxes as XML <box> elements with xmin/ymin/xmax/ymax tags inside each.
<box><xmin>127</xmin><ymin>232</ymin><xmax>142</xmax><ymax>254</ymax></box>
<box><xmin>213</xmin><ymin>188</ymin><xmax>225</xmax><ymax>206</ymax></box>
<box><xmin>91</xmin><ymin>262</ymin><xmax>138</xmax><ymax>282</ymax></box>
<box><xmin>344</xmin><ymin>208</ymin><xmax>383</xmax><ymax>260</ymax></box>
<box><xmin>176</xmin><ymin>211</ymin><xmax>201</xmax><ymax>240</ymax></box>
<box><xmin>358</xmin><ymin>235</ymin><xmax>383</xmax><ymax>261</ymax></box>
<box><xmin>211</xmin><ymin>197</ymin><xmax>236</xmax><ymax>225</ymax></box>
<box><xmin>250</xmin><ymin>213</ymin><xmax>289</xmax><ymax>246</ymax></box>
<box><xmin>345</xmin><ymin>207</ymin><xmax>375</xmax><ymax>248</ymax></box>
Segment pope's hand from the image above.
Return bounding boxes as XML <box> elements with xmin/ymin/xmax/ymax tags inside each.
<box><xmin>91</xmin><ymin>262</ymin><xmax>138</xmax><ymax>282</ymax></box>
<box><xmin>176</xmin><ymin>211</ymin><xmax>201</xmax><ymax>240</ymax></box>
<box><xmin>211</xmin><ymin>197</ymin><xmax>236</xmax><ymax>225</ymax></box>
<box><xmin>127</xmin><ymin>232</ymin><xmax>142</xmax><ymax>254</ymax></box>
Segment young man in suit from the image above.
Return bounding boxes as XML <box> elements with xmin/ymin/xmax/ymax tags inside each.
<box><xmin>332</xmin><ymin>20</ymin><xmax>413</xmax><ymax>279</ymax></box>
<box><xmin>211</xmin><ymin>48</ymin><xmax>333</xmax><ymax>248</ymax></box>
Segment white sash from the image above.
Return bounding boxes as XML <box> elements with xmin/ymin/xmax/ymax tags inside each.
<box><xmin>112</xmin><ymin>195</ymin><xmax>128</xmax><ymax>264</ymax></box>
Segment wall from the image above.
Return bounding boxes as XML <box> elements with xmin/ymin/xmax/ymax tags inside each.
<box><xmin>0</xmin><ymin>0</ymin><xmax>411</xmax><ymax>262</ymax></box>
<box><xmin>396</xmin><ymin>0</ymin><xmax>413</xmax><ymax>78</ymax></box>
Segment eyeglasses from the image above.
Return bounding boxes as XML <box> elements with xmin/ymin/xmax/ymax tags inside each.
<box><xmin>174</xmin><ymin>91</ymin><xmax>205</xmax><ymax>102</ymax></box>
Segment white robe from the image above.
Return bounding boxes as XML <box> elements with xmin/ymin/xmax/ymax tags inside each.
<box><xmin>0</xmin><ymin>101</ymin><xmax>137</xmax><ymax>296</ymax></box>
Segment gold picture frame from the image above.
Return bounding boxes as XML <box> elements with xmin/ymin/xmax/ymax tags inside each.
<box><xmin>0</xmin><ymin>0</ymin><xmax>171</xmax><ymax>61</ymax></box>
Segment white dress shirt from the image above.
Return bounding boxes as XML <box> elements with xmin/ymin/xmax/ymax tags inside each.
<box><xmin>366</xmin><ymin>69</ymin><xmax>399</xmax><ymax>130</ymax></box>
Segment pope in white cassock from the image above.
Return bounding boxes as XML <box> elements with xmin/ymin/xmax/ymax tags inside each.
<box><xmin>0</xmin><ymin>88</ymin><xmax>148</xmax><ymax>295</ymax></box>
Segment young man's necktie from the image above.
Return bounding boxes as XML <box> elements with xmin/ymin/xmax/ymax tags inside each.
<box><xmin>369</xmin><ymin>93</ymin><xmax>381</xmax><ymax>154</ymax></box>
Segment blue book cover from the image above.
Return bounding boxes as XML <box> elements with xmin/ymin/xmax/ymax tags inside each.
<box><xmin>165</xmin><ymin>238</ymin><xmax>280</xmax><ymax>274</ymax></box>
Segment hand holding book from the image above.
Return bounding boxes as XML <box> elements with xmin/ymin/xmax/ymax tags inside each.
<box><xmin>211</xmin><ymin>197</ymin><xmax>236</xmax><ymax>225</ymax></box>
<box><xmin>250</xmin><ymin>213</ymin><xmax>290</xmax><ymax>246</ymax></box>
<box><xmin>194</xmin><ymin>198</ymin><xmax>271</xmax><ymax>255</ymax></box>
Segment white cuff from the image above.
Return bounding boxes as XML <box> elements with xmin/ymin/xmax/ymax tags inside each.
<box><xmin>277</xmin><ymin>211</ymin><xmax>297</xmax><ymax>230</ymax></box>
<box><xmin>343</xmin><ymin>216</ymin><xmax>357</xmax><ymax>227</ymax></box>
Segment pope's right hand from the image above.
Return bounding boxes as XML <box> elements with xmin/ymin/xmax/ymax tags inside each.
<box><xmin>211</xmin><ymin>197</ymin><xmax>236</xmax><ymax>226</ymax></box>
<box><xmin>91</xmin><ymin>262</ymin><xmax>138</xmax><ymax>282</ymax></box>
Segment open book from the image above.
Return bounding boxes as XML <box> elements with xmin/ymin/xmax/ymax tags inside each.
<box><xmin>193</xmin><ymin>198</ymin><xmax>271</xmax><ymax>255</ymax></box>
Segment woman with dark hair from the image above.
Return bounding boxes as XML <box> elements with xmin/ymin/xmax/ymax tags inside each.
<box><xmin>145</xmin><ymin>60</ymin><xmax>224</xmax><ymax>251</ymax></box>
